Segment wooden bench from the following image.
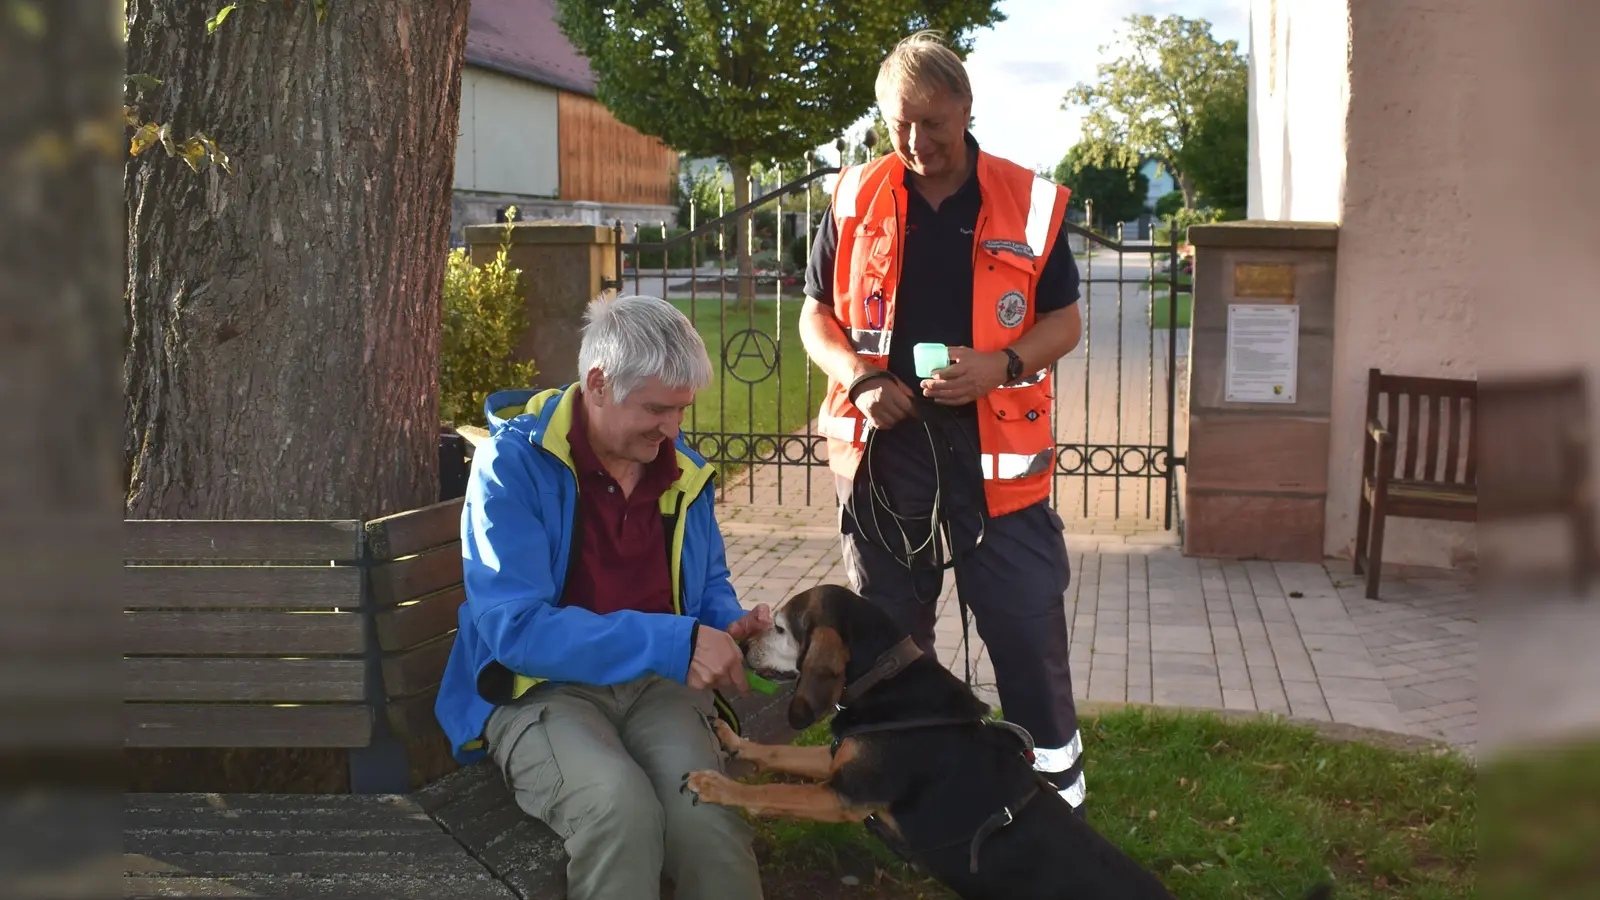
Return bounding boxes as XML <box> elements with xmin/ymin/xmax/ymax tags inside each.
<box><xmin>125</xmin><ymin>488</ymin><xmax>799</xmax><ymax>898</ymax></box>
<box><xmin>124</xmin><ymin>498</ymin><xmax>469</xmax><ymax>793</ymax></box>
<box><xmin>1353</xmin><ymin>369</ymin><xmax>1477</xmax><ymax>599</ymax></box>
<box><xmin>1476</xmin><ymin>371</ymin><xmax>1598</xmax><ymax>592</ymax></box>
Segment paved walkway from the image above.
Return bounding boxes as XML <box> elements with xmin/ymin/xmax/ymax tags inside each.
<box><xmin>716</xmin><ymin>504</ymin><xmax>1479</xmax><ymax>754</ymax></box>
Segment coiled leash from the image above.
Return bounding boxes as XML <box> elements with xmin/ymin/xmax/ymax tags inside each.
<box><xmin>841</xmin><ymin>381</ymin><xmax>988</xmax><ymax>689</ymax></box>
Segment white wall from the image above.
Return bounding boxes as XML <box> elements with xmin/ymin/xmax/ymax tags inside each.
<box><xmin>1321</xmin><ymin>0</ymin><xmax>1478</xmax><ymax>569</ymax></box>
<box><xmin>1247</xmin><ymin>0</ymin><xmax>1479</xmax><ymax>569</ymax></box>
<box><xmin>453</xmin><ymin>66</ymin><xmax>560</xmax><ymax>198</ymax></box>
<box><xmin>1247</xmin><ymin>0</ymin><xmax>1350</xmax><ymax>223</ymax></box>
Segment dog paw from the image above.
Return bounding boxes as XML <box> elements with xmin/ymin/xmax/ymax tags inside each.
<box><xmin>713</xmin><ymin>719</ymin><xmax>745</xmax><ymax>756</ymax></box>
<box><xmin>681</xmin><ymin>769</ymin><xmax>734</xmax><ymax>807</ymax></box>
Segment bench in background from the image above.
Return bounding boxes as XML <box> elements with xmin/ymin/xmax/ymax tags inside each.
<box><xmin>1354</xmin><ymin>369</ymin><xmax>1477</xmax><ymax>599</ymax></box>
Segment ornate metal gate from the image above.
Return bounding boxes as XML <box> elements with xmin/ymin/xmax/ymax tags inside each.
<box><xmin>608</xmin><ymin>170</ymin><xmax>1187</xmax><ymax>530</ymax></box>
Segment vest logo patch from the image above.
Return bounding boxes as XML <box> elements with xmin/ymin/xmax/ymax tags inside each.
<box><xmin>996</xmin><ymin>291</ymin><xmax>1028</xmax><ymax>329</ymax></box>
<box><xmin>982</xmin><ymin>239</ymin><xmax>1035</xmax><ymax>261</ymax></box>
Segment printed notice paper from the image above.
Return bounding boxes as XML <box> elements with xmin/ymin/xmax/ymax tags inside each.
<box><xmin>1225</xmin><ymin>304</ymin><xmax>1299</xmax><ymax>403</ymax></box>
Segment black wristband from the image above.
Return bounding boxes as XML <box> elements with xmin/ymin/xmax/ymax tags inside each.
<box><xmin>689</xmin><ymin>621</ymin><xmax>700</xmax><ymax>658</ymax></box>
<box><xmin>1002</xmin><ymin>348</ymin><xmax>1024</xmax><ymax>383</ymax></box>
<box><xmin>846</xmin><ymin>370</ymin><xmax>893</xmax><ymax>403</ymax></box>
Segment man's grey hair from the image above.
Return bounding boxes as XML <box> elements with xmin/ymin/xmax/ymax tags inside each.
<box><xmin>876</xmin><ymin>30</ymin><xmax>973</xmax><ymax>105</ymax></box>
<box><xmin>577</xmin><ymin>293</ymin><xmax>712</xmax><ymax>403</ymax></box>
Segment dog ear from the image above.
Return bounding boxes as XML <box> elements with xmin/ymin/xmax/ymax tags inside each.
<box><xmin>788</xmin><ymin>625</ymin><xmax>848</xmax><ymax>730</ymax></box>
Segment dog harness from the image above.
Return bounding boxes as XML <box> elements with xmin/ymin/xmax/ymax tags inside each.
<box><xmin>828</xmin><ymin>637</ymin><xmax>1050</xmax><ymax>873</ymax></box>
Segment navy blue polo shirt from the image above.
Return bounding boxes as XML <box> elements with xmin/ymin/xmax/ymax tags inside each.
<box><xmin>803</xmin><ymin>134</ymin><xmax>1081</xmax><ymax>396</ymax></box>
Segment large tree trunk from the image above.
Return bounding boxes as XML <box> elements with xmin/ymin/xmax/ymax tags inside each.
<box><xmin>729</xmin><ymin>158</ymin><xmax>755</xmax><ymax>308</ymax></box>
<box><xmin>1178</xmin><ymin>171</ymin><xmax>1197</xmax><ymax>210</ymax></box>
<box><xmin>124</xmin><ymin>0</ymin><xmax>471</xmax><ymax>521</ymax></box>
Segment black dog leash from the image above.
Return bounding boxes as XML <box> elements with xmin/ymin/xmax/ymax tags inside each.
<box><xmin>844</xmin><ymin>393</ymin><xmax>988</xmax><ymax>689</ymax></box>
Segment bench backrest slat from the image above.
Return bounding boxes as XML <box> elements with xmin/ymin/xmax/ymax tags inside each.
<box><xmin>363</xmin><ymin>502</ymin><xmax>467</xmax><ymax>739</ymax></box>
<box><xmin>369</xmin><ymin>544</ymin><xmax>463</xmax><ymax>609</ymax></box>
<box><xmin>125</xmin><ymin>566</ymin><xmax>363</xmax><ymax>610</ymax></box>
<box><xmin>374</xmin><ymin>585</ymin><xmax>465</xmax><ymax>651</ymax></box>
<box><xmin>366</xmin><ymin>498</ymin><xmax>464</xmax><ymax>562</ymax></box>
<box><xmin>126</xmin><ymin>610</ymin><xmax>369</xmax><ymax>656</ymax></box>
<box><xmin>381</xmin><ymin>635</ymin><xmax>457</xmax><ymax>699</ymax></box>
<box><xmin>126</xmin><ymin>658</ymin><xmax>367</xmax><ymax>703</ymax></box>
<box><xmin>1368</xmin><ymin>369</ymin><xmax>1476</xmax><ymax>487</ymax></box>
<box><xmin>126</xmin><ymin>519</ymin><xmax>363</xmax><ymax>563</ymax></box>
<box><xmin>127</xmin><ymin>704</ymin><xmax>373</xmax><ymax>749</ymax></box>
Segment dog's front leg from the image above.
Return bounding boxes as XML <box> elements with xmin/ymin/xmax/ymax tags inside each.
<box><xmin>713</xmin><ymin>720</ymin><xmax>835</xmax><ymax>780</ymax></box>
<box><xmin>681</xmin><ymin>770</ymin><xmax>878</xmax><ymax>823</ymax></box>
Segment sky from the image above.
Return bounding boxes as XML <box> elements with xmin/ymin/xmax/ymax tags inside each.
<box><xmin>828</xmin><ymin>0</ymin><xmax>1251</xmax><ymax>174</ymax></box>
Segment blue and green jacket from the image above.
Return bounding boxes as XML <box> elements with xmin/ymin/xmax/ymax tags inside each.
<box><xmin>434</xmin><ymin>384</ymin><xmax>748</xmax><ymax>764</ymax></box>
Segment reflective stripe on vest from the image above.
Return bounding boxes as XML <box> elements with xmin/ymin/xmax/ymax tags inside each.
<box><xmin>849</xmin><ymin>328</ymin><xmax>891</xmax><ymax>355</ymax></box>
<box><xmin>817</xmin><ymin>415</ymin><xmax>859</xmax><ymax>443</ymax></box>
<box><xmin>834</xmin><ymin>166</ymin><xmax>868</xmax><ymax>219</ymax></box>
<box><xmin>981</xmin><ymin>449</ymin><xmax>1055</xmax><ymax>480</ymax></box>
<box><xmin>1025</xmin><ymin>175</ymin><xmax>1059</xmax><ymax>259</ymax></box>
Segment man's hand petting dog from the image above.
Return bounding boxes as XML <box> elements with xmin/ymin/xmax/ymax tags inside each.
<box><xmin>688</xmin><ymin>604</ymin><xmax>771</xmax><ymax>694</ymax></box>
<box><xmin>688</xmin><ymin>626</ymin><xmax>747</xmax><ymax>693</ymax></box>
<box><xmin>725</xmin><ymin>603</ymin><xmax>773</xmax><ymax>643</ymax></box>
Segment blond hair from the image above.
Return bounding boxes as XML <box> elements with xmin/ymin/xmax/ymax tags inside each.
<box><xmin>875</xmin><ymin>30</ymin><xmax>973</xmax><ymax>105</ymax></box>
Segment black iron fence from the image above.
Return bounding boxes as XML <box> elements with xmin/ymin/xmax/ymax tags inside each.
<box><xmin>606</xmin><ymin>168</ymin><xmax>1189</xmax><ymax>528</ymax></box>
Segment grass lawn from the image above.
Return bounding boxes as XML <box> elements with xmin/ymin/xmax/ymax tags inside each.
<box><xmin>668</xmin><ymin>298</ymin><xmax>826</xmax><ymax>441</ymax></box>
<box><xmin>748</xmin><ymin>706</ymin><xmax>1476</xmax><ymax>900</ymax></box>
<box><xmin>1149</xmin><ymin>275</ymin><xmax>1193</xmax><ymax>330</ymax></box>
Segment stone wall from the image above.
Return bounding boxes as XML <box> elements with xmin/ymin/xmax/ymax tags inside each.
<box><xmin>450</xmin><ymin>191</ymin><xmax>677</xmax><ymax>247</ymax></box>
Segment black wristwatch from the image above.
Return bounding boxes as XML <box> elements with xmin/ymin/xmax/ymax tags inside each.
<box><xmin>1002</xmin><ymin>348</ymin><xmax>1024</xmax><ymax>383</ymax></box>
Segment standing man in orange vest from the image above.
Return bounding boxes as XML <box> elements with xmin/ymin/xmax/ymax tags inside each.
<box><xmin>799</xmin><ymin>31</ymin><xmax>1088</xmax><ymax>816</ymax></box>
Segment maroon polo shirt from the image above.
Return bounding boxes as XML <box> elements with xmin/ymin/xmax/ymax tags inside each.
<box><xmin>560</xmin><ymin>398</ymin><xmax>680</xmax><ymax>616</ymax></box>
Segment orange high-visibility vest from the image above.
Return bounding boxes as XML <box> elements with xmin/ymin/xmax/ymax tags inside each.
<box><xmin>815</xmin><ymin>150</ymin><xmax>1071</xmax><ymax>518</ymax></box>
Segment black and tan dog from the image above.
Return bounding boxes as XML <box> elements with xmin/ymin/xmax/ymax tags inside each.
<box><xmin>682</xmin><ymin>584</ymin><xmax>1332</xmax><ymax>900</ymax></box>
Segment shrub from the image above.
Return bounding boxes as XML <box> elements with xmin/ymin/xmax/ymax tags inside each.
<box><xmin>439</xmin><ymin>214</ymin><xmax>538</xmax><ymax>427</ymax></box>
<box><xmin>1154</xmin><ymin>206</ymin><xmax>1227</xmax><ymax>245</ymax></box>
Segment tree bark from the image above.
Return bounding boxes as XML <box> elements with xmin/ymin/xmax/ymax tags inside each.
<box><xmin>124</xmin><ymin>0</ymin><xmax>471</xmax><ymax>521</ymax></box>
<box><xmin>729</xmin><ymin>158</ymin><xmax>755</xmax><ymax>308</ymax></box>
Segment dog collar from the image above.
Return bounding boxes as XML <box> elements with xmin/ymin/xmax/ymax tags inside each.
<box><xmin>836</xmin><ymin>635</ymin><xmax>923</xmax><ymax>708</ymax></box>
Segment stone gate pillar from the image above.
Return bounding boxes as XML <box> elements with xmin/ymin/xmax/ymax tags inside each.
<box><xmin>463</xmin><ymin>221</ymin><xmax>619</xmax><ymax>391</ymax></box>
<box><xmin>1183</xmin><ymin>222</ymin><xmax>1339</xmax><ymax>561</ymax></box>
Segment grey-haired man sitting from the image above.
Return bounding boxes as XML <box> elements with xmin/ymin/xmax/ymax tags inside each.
<box><xmin>435</xmin><ymin>294</ymin><xmax>769</xmax><ymax>900</ymax></box>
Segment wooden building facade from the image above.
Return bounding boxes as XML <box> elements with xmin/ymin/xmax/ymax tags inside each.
<box><xmin>449</xmin><ymin>0</ymin><xmax>679</xmax><ymax>243</ymax></box>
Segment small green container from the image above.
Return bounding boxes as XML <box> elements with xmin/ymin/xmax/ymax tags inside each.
<box><xmin>746</xmin><ymin>671</ymin><xmax>779</xmax><ymax>695</ymax></box>
<box><xmin>913</xmin><ymin>342</ymin><xmax>950</xmax><ymax>378</ymax></box>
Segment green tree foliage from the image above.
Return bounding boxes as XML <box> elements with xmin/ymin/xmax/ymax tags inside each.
<box><xmin>554</xmin><ymin>1</ymin><xmax>1004</xmax><ymax>300</ymax></box>
<box><xmin>554</xmin><ymin>2</ymin><xmax>1000</xmax><ymax>172</ymax></box>
<box><xmin>1053</xmin><ymin>142</ymin><xmax>1150</xmax><ymax>230</ymax></box>
<box><xmin>1062</xmin><ymin>14</ymin><xmax>1247</xmax><ymax>209</ymax></box>
<box><xmin>439</xmin><ymin>216</ymin><xmax>538</xmax><ymax>427</ymax></box>
<box><xmin>1155</xmin><ymin>191</ymin><xmax>1185</xmax><ymax>218</ymax></box>
<box><xmin>1182</xmin><ymin>80</ymin><xmax>1247</xmax><ymax>217</ymax></box>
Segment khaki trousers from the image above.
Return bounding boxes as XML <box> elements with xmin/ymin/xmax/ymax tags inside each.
<box><xmin>485</xmin><ymin>675</ymin><xmax>763</xmax><ymax>900</ymax></box>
